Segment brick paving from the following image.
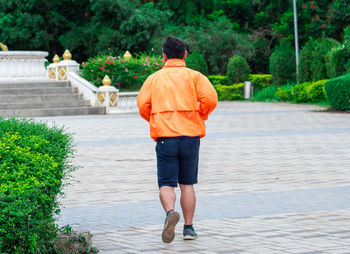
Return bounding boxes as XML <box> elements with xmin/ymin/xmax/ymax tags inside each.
<box><xmin>36</xmin><ymin>101</ymin><xmax>350</xmax><ymax>254</ymax></box>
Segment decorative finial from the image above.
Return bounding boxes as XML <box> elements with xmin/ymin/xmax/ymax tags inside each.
<box><xmin>0</xmin><ymin>42</ymin><xmax>8</xmax><ymax>51</ymax></box>
<box><xmin>102</xmin><ymin>75</ymin><xmax>112</xmax><ymax>86</ymax></box>
<box><xmin>123</xmin><ymin>50</ymin><xmax>132</xmax><ymax>61</ymax></box>
<box><xmin>53</xmin><ymin>54</ymin><xmax>60</xmax><ymax>63</ymax></box>
<box><xmin>63</xmin><ymin>49</ymin><xmax>72</xmax><ymax>60</ymax></box>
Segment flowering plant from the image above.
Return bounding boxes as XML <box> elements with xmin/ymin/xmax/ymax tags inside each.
<box><xmin>81</xmin><ymin>53</ymin><xmax>163</xmax><ymax>91</ymax></box>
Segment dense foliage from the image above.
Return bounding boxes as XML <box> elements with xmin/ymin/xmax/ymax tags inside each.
<box><xmin>208</xmin><ymin>75</ymin><xmax>230</xmax><ymax>86</ymax></box>
<box><xmin>299</xmin><ymin>38</ymin><xmax>340</xmax><ymax>82</ymax></box>
<box><xmin>249</xmin><ymin>74</ymin><xmax>272</xmax><ymax>89</ymax></box>
<box><xmin>269</xmin><ymin>42</ymin><xmax>296</xmax><ymax>85</ymax></box>
<box><xmin>227</xmin><ymin>56</ymin><xmax>251</xmax><ymax>83</ymax></box>
<box><xmin>81</xmin><ymin>54</ymin><xmax>162</xmax><ymax>90</ymax></box>
<box><xmin>0</xmin><ymin>118</ymin><xmax>74</xmax><ymax>253</ymax></box>
<box><xmin>185</xmin><ymin>53</ymin><xmax>209</xmax><ymax>75</ymax></box>
<box><xmin>1</xmin><ymin>0</ymin><xmax>349</xmax><ymax>75</ymax></box>
<box><xmin>325</xmin><ymin>74</ymin><xmax>350</xmax><ymax>111</ymax></box>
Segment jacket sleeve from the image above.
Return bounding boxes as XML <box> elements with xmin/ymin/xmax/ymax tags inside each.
<box><xmin>137</xmin><ymin>76</ymin><xmax>152</xmax><ymax>122</ymax></box>
<box><xmin>196</xmin><ymin>74</ymin><xmax>218</xmax><ymax>120</ymax></box>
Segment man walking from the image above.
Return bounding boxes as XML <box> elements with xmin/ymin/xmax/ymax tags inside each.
<box><xmin>137</xmin><ymin>36</ymin><xmax>218</xmax><ymax>244</ymax></box>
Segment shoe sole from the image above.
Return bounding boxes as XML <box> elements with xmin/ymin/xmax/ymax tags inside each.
<box><xmin>162</xmin><ymin>212</ymin><xmax>180</xmax><ymax>244</ymax></box>
<box><xmin>183</xmin><ymin>235</ymin><xmax>197</xmax><ymax>240</ymax></box>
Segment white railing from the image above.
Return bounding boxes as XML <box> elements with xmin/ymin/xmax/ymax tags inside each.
<box><xmin>67</xmin><ymin>72</ymin><xmax>98</xmax><ymax>106</ymax></box>
<box><xmin>110</xmin><ymin>92</ymin><xmax>138</xmax><ymax>114</ymax></box>
<box><xmin>0</xmin><ymin>51</ymin><xmax>48</xmax><ymax>80</ymax></box>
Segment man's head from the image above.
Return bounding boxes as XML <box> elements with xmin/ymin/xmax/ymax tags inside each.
<box><xmin>162</xmin><ymin>36</ymin><xmax>187</xmax><ymax>60</ymax></box>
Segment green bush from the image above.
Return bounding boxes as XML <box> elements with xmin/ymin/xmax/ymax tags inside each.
<box><xmin>269</xmin><ymin>42</ymin><xmax>296</xmax><ymax>85</ymax></box>
<box><xmin>249</xmin><ymin>74</ymin><xmax>272</xmax><ymax>89</ymax></box>
<box><xmin>275</xmin><ymin>80</ymin><xmax>328</xmax><ymax>103</ymax></box>
<box><xmin>311</xmin><ymin>39</ymin><xmax>340</xmax><ymax>81</ymax></box>
<box><xmin>325</xmin><ymin>73</ymin><xmax>350</xmax><ymax>111</ymax></box>
<box><xmin>299</xmin><ymin>38</ymin><xmax>340</xmax><ymax>82</ymax></box>
<box><xmin>298</xmin><ymin>39</ymin><xmax>315</xmax><ymax>82</ymax></box>
<box><xmin>208</xmin><ymin>75</ymin><xmax>230</xmax><ymax>86</ymax></box>
<box><xmin>0</xmin><ymin>118</ymin><xmax>74</xmax><ymax>253</ymax></box>
<box><xmin>185</xmin><ymin>53</ymin><xmax>209</xmax><ymax>75</ymax></box>
<box><xmin>214</xmin><ymin>83</ymin><xmax>244</xmax><ymax>101</ymax></box>
<box><xmin>227</xmin><ymin>56</ymin><xmax>251</xmax><ymax>83</ymax></box>
<box><xmin>81</xmin><ymin>54</ymin><xmax>162</xmax><ymax>91</ymax></box>
<box><xmin>326</xmin><ymin>47</ymin><xmax>350</xmax><ymax>78</ymax></box>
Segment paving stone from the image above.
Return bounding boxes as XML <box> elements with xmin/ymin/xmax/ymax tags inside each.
<box><xmin>34</xmin><ymin>102</ymin><xmax>350</xmax><ymax>253</ymax></box>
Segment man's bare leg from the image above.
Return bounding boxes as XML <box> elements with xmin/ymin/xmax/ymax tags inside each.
<box><xmin>179</xmin><ymin>184</ymin><xmax>196</xmax><ymax>225</ymax></box>
<box><xmin>159</xmin><ymin>186</ymin><xmax>176</xmax><ymax>212</ymax></box>
<box><xmin>159</xmin><ymin>186</ymin><xmax>180</xmax><ymax>243</ymax></box>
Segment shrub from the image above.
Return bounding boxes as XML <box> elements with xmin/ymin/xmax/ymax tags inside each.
<box><xmin>81</xmin><ymin>54</ymin><xmax>162</xmax><ymax>91</ymax></box>
<box><xmin>227</xmin><ymin>56</ymin><xmax>251</xmax><ymax>83</ymax></box>
<box><xmin>325</xmin><ymin>73</ymin><xmax>350</xmax><ymax>111</ymax></box>
<box><xmin>269</xmin><ymin>42</ymin><xmax>296</xmax><ymax>85</ymax></box>
<box><xmin>208</xmin><ymin>75</ymin><xmax>230</xmax><ymax>86</ymax></box>
<box><xmin>214</xmin><ymin>83</ymin><xmax>244</xmax><ymax>101</ymax></box>
<box><xmin>0</xmin><ymin>118</ymin><xmax>74</xmax><ymax>253</ymax></box>
<box><xmin>307</xmin><ymin>80</ymin><xmax>328</xmax><ymax>102</ymax></box>
<box><xmin>326</xmin><ymin>47</ymin><xmax>350</xmax><ymax>78</ymax></box>
<box><xmin>299</xmin><ymin>38</ymin><xmax>340</xmax><ymax>82</ymax></box>
<box><xmin>311</xmin><ymin>38</ymin><xmax>340</xmax><ymax>81</ymax></box>
<box><xmin>185</xmin><ymin>53</ymin><xmax>209</xmax><ymax>75</ymax></box>
<box><xmin>275</xmin><ymin>80</ymin><xmax>328</xmax><ymax>103</ymax></box>
<box><xmin>249</xmin><ymin>74</ymin><xmax>272</xmax><ymax>89</ymax></box>
<box><xmin>298</xmin><ymin>39</ymin><xmax>315</xmax><ymax>82</ymax></box>
<box><xmin>291</xmin><ymin>82</ymin><xmax>309</xmax><ymax>103</ymax></box>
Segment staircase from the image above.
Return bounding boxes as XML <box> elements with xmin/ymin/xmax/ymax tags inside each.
<box><xmin>0</xmin><ymin>80</ymin><xmax>105</xmax><ymax>117</ymax></box>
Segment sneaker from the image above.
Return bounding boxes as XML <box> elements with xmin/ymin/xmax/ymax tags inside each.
<box><xmin>183</xmin><ymin>227</ymin><xmax>198</xmax><ymax>240</ymax></box>
<box><xmin>162</xmin><ymin>210</ymin><xmax>180</xmax><ymax>243</ymax></box>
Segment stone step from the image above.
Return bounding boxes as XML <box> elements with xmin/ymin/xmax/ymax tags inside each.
<box><xmin>0</xmin><ymin>80</ymin><xmax>69</xmax><ymax>89</ymax></box>
<box><xmin>0</xmin><ymin>87</ymin><xmax>77</xmax><ymax>95</ymax></box>
<box><xmin>0</xmin><ymin>106</ymin><xmax>106</xmax><ymax>118</ymax></box>
<box><xmin>0</xmin><ymin>100</ymin><xmax>89</xmax><ymax>110</ymax></box>
<box><xmin>0</xmin><ymin>94</ymin><xmax>84</xmax><ymax>104</ymax></box>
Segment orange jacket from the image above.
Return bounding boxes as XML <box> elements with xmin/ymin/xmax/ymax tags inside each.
<box><xmin>137</xmin><ymin>59</ymin><xmax>218</xmax><ymax>141</ymax></box>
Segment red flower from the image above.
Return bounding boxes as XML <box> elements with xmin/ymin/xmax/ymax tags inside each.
<box><xmin>133</xmin><ymin>75</ymin><xmax>139</xmax><ymax>80</ymax></box>
<box><xmin>321</xmin><ymin>24</ymin><xmax>327</xmax><ymax>29</ymax></box>
<box><xmin>312</xmin><ymin>15</ymin><xmax>319</xmax><ymax>21</ymax></box>
<box><xmin>302</xmin><ymin>4</ymin><xmax>307</xmax><ymax>9</ymax></box>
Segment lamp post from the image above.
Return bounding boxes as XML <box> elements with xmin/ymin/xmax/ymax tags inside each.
<box><xmin>293</xmin><ymin>0</ymin><xmax>300</xmax><ymax>82</ymax></box>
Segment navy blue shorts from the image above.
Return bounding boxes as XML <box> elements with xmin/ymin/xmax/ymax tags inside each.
<box><xmin>156</xmin><ymin>136</ymin><xmax>200</xmax><ymax>188</ymax></box>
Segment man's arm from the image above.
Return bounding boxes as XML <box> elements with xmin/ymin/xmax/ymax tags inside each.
<box><xmin>196</xmin><ymin>74</ymin><xmax>218</xmax><ymax>120</ymax></box>
<box><xmin>137</xmin><ymin>77</ymin><xmax>152</xmax><ymax>122</ymax></box>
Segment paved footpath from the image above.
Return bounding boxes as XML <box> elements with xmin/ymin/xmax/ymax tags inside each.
<box><xmin>36</xmin><ymin>102</ymin><xmax>350</xmax><ymax>254</ymax></box>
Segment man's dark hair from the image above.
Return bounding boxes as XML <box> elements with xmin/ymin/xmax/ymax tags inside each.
<box><xmin>162</xmin><ymin>36</ymin><xmax>186</xmax><ymax>59</ymax></box>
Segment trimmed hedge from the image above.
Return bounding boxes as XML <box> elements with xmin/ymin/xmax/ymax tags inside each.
<box><xmin>214</xmin><ymin>83</ymin><xmax>244</xmax><ymax>101</ymax></box>
<box><xmin>325</xmin><ymin>73</ymin><xmax>350</xmax><ymax>111</ymax></box>
<box><xmin>208</xmin><ymin>75</ymin><xmax>230</xmax><ymax>86</ymax></box>
<box><xmin>275</xmin><ymin>80</ymin><xmax>328</xmax><ymax>103</ymax></box>
<box><xmin>249</xmin><ymin>74</ymin><xmax>272</xmax><ymax>89</ymax></box>
<box><xmin>0</xmin><ymin>118</ymin><xmax>74</xmax><ymax>253</ymax></box>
